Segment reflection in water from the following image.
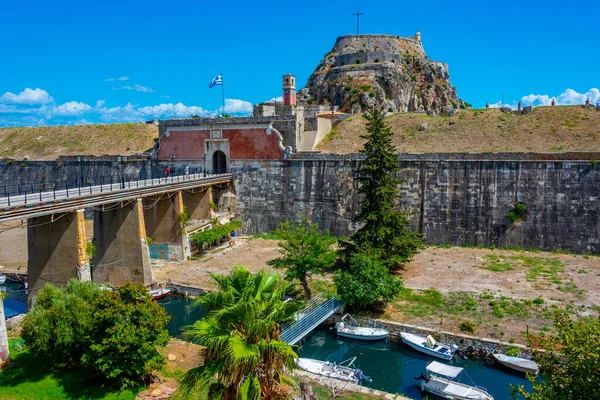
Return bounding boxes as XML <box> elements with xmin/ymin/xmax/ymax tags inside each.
<box><xmin>157</xmin><ymin>295</ymin><xmax>206</xmax><ymax>337</ymax></box>
<box><xmin>297</xmin><ymin>327</ymin><xmax>533</xmax><ymax>400</ymax></box>
<box><xmin>2</xmin><ymin>282</ymin><xmax>28</xmax><ymax>318</ymax></box>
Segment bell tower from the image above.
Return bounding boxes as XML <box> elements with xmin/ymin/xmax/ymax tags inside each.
<box><xmin>283</xmin><ymin>74</ymin><xmax>296</xmax><ymax>106</ymax></box>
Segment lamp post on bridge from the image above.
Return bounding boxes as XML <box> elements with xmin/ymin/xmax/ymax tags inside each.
<box><xmin>117</xmin><ymin>156</ymin><xmax>127</xmax><ymax>189</ymax></box>
<box><xmin>202</xmin><ymin>153</ymin><xmax>207</xmax><ymax>177</ymax></box>
<box><xmin>169</xmin><ymin>154</ymin><xmax>175</xmax><ymax>177</ymax></box>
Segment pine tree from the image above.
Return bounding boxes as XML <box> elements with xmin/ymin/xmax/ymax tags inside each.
<box><xmin>347</xmin><ymin>108</ymin><xmax>423</xmax><ymax>269</ymax></box>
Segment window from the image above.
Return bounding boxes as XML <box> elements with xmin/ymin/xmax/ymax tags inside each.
<box><xmin>285</xmin><ymin>89</ymin><xmax>289</xmax><ymax>94</ymax></box>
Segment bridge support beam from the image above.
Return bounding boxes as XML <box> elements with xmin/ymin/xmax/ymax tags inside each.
<box><xmin>144</xmin><ymin>192</ymin><xmax>189</xmax><ymax>260</ymax></box>
<box><xmin>91</xmin><ymin>199</ymin><xmax>152</xmax><ymax>286</ymax></box>
<box><xmin>27</xmin><ymin>209</ymin><xmax>90</xmax><ymax>306</ymax></box>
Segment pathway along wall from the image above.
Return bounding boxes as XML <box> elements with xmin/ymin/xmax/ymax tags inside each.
<box><xmin>232</xmin><ymin>155</ymin><xmax>599</xmax><ymax>254</ymax></box>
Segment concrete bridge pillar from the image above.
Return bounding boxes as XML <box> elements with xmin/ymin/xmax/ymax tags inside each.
<box><xmin>213</xmin><ymin>182</ymin><xmax>236</xmax><ymax>214</ymax></box>
<box><xmin>27</xmin><ymin>209</ymin><xmax>90</xmax><ymax>306</ymax></box>
<box><xmin>182</xmin><ymin>188</ymin><xmax>213</xmax><ymax>221</ymax></box>
<box><xmin>91</xmin><ymin>199</ymin><xmax>152</xmax><ymax>286</ymax></box>
<box><xmin>143</xmin><ymin>192</ymin><xmax>189</xmax><ymax>260</ymax></box>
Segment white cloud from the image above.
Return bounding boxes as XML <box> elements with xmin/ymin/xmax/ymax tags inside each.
<box><xmin>0</xmin><ymin>88</ymin><xmax>54</xmax><ymax>105</ymax></box>
<box><xmin>53</xmin><ymin>101</ymin><xmax>93</xmax><ymax>116</ymax></box>
<box><xmin>105</xmin><ymin>76</ymin><xmax>130</xmax><ymax>82</ymax></box>
<box><xmin>223</xmin><ymin>99</ymin><xmax>253</xmax><ymax>114</ymax></box>
<box><xmin>488</xmin><ymin>88</ymin><xmax>600</xmax><ymax>109</ymax></box>
<box><xmin>112</xmin><ymin>84</ymin><xmax>154</xmax><ymax>93</ymax></box>
<box><xmin>266</xmin><ymin>96</ymin><xmax>283</xmax><ymax>103</ymax></box>
<box><xmin>0</xmin><ymin>87</ymin><xmax>254</xmax><ymax>126</ymax></box>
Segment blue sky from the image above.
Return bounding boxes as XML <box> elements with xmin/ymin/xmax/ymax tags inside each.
<box><xmin>1</xmin><ymin>0</ymin><xmax>598</xmax><ymax>126</ymax></box>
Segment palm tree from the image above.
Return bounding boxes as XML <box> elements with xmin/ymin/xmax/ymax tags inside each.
<box><xmin>180</xmin><ymin>266</ymin><xmax>301</xmax><ymax>400</ymax></box>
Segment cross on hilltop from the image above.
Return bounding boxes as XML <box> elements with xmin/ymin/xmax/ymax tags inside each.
<box><xmin>351</xmin><ymin>10</ymin><xmax>364</xmax><ymax>35</ymax></box>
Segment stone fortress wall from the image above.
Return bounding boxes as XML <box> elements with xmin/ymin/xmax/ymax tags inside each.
<box><xmin>332</xmin><ymin>34</ymin><xmax>426</xmax><ymax>68</ymax></box>
<box><xmin>1</xmin><ymin>153</ymin><xmax>598</xmax><ymax>253</ymax></box>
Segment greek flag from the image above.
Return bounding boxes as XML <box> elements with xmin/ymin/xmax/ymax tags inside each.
<box><xmin>209</xmin><ymin>74</ymin><xmax>223</xmax><ymax>88</ymax></box>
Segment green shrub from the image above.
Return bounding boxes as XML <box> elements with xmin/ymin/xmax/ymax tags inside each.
<box><xmin>344</xmin><ymin>85</ymin><xmax>352</xmax><ymax>91</ymax></box>
<box><xmin>360</xmin><ymin>85</ymin><xmax>371</xmax><ymax>91</ymax></box>
<box><xmin>334</xmin><ymin>253</ymin><xmax>403</xmax><ymax>310</ymax></box>
<box><xmin>591</xmin><ymin>160</ymin><xmax>597</xmax><ymax>167</ymax></box>
<box><xmin>83</xmin><ymin>283</ymin><xmax>170</xmax><ymax>388</ymax></box>
<box><xmin>192</xmin><ymin>220</ymin><xmax>242</xmax><ymax>248</ymax></box>
<box><xmin>458</xmin><ymin>320</ymin><xmax>476</xmax><ymax>333</ymax></box>
<box><xmin>21</xmin><ymin>280</ymin><xmax>169</xmax><ymax>388</ymax></box>
<box><xmin>506</xmin><ymin>346</ymin><xmax>520</xmax><ymax>356</ymax></box>
<box><xmin>86</xmin><ymin>242</ymin><xmax>97</xmax><ymax>259</ymax></box>
<box><xmin>5</xmin><ymin>159</ymin><xmax>12</xmax><ymax>166</ymax></box>
<box><xmin>368</xmin><ymin>91</ymin><xmax>375</xmax><ymax>98</ymax></box>
<box><xmin>533</xmin><ymin>296</ymin><xmax>545</xmax><ymax>305</ymax></box>
<box><xmin>507</xmin><ymin>202</ymin><xmax>528</xmax><ymax>223</ymax></box>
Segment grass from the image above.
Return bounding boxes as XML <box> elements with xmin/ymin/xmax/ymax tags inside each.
<box><xmin>0</xmin><ymin>339</ymin><xmax>141</xmax><ymax>400</ymax></box>
<box><xmin>313</xmin><ymin>385</ymin><xmax>387</xmax><ymax>399</ymax></box>
<box><xmin>318</xmin><ymin>106</ymin><xmax>600</xmax><ymax>154</ymax></box>
<box><xmin>479</xmin><ymin>255</ymin><xmax>514</xmax><ymax>272</ymax></box>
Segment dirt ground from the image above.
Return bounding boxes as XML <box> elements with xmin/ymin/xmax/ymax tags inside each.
<box><xmin>152</xmin><ymin>238</ymin><xmax>600</xmax><ymax>344</ymax></box>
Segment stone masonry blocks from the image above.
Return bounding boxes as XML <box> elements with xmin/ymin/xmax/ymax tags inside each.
<box><xmin>91</xmin><ymin>200</ymin><xmax>152</xmax><ymax>286</ymax></box>
<box><xmin>27</xmin><ymin>210</ymin><xmax>90</xmax><ymax>306</ymax></box>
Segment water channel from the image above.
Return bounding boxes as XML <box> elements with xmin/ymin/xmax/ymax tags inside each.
<box><xmin>156</xmin><ymin>295</ymin><xmax>533</xmax><ymax>400</ymax></box>
<box><xmin>4</xmin><ymin>290</ymin><xmax>533</xmax><ymax>399</ymax></box>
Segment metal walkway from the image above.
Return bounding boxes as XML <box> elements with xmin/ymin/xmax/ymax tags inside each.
<box><xmin>0</xmin><ymin>172</ymin><xmax>232</xmax><ymax>222</ymax></box>
<box><xmin>280</xmin><ymin>293</ymin><xmax>343</xmax><ymax>345</ymax></box>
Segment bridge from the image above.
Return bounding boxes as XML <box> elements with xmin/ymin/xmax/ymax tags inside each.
<box><xmin>281</xmin><ymin>293</ymin><xmax>344</xmax><ymax>345</ymax></box>
<box><xmin>0</xmin><ymin>172</ymin><xmax>234</xmax><ymax>304</ymax></box>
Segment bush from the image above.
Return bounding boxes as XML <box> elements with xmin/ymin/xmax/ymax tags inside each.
<box><xmin>192</xmin><ymin>220</ymin><xmax>242</xmax><ymax>248</ymax></box>
<box><xmin>333</xmin><ymin>253</ymin><xmax>403</xmax><ymax>310</ymax></box>
<box><xmin>21</xmin><ymin>280</ymin><xmax>102</xmax><ymax>366</ymax></box>
<box><xmin>21</xmin><ymin>280</ymin><xmax>170</xmax><ymax>388</ymax></box>
<box><xmin>507</xmin><ymin>202</ymin><xmax>528</xmax><ymax>223</ymax></box>
<box><xmin>506</xmin><ymin>346</ymin><xmax>520</xmax><ymax>356</ymax></box>
<box><xmin>533</xmin><ymin>296</ymin><xmax>545</xmax><ymax>305</ymax></box>
<box><xmin>83</xmin><ymin>283</ymin><xmax>170</xmax><ymax>388</ymax></box>
<box><xmin>458</xmin><ymin>320</ymin><xmax>476</xmax><ymax>333</ymax></box>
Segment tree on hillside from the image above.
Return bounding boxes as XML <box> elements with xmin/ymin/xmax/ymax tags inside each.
<box><xmin>268</xmin><ymin>218</ymin><xmax>337</xmax><ymax>300</ymax></box>
<box><xmin>511</xmin><ymin>311</ymin><xmax>600</xmax><ymax>400</ymax></box>
<box><xmin>343</xmin><ymin>108</ymin><xmax>423</xmax><ymax>270</ymax></box>
<box><xmin>334</xmin><ymin>253</ymin><xmax>403</xmax><ymax>310</ymax></box>
<box><xmin>180</xmin><ymin>266</ymin><xmax>301</xmax><ymax>400</ymax></box>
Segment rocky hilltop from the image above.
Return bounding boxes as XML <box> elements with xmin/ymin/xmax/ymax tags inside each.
<box><xmin>298</xmin><ymin>34</ymin><xmax>464</xmax><ymax>114</ymax></box>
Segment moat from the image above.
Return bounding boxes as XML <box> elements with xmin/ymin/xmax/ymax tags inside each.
<box><xmin>157</xmin><ymin>295</ymin><xmax>533</xmax><ymax>400</ymax></box>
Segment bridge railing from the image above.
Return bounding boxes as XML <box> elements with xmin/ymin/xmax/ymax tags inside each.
<box><xmin>0</xmin><ymin>169</ymin><xmax>231</xmax><ymax>207</ymax></box>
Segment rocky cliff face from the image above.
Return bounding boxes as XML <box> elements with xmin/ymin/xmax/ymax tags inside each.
<box><xmin>298</xmin><ymin>34</ymin><xmax>463</xmax><ymax>114</ymax></box>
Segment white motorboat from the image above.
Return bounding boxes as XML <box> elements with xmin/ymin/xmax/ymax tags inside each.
<box><xmin>296</xmin><ymin>357</ymin><xmax>371</xmax><ymax>384</ymax></box>
<box><xmin>418</xmin><ymin>361</ymin><xmax>494</xmax><ymax>400</ymax></box>
<box><xmin>0</xmin><ymin>274</ymin><xmax>6</xmax><ymax>285</ymax></box>
<box><xmin>400</xmin><ymin>331</ymin><xmax>455</xmax><ymax>360</ymax></box>
<box><xmin>335</xmin><ymin>314</ymin><xmax>389</xmax><ymax>341</ymax></box>
<box><xmin>492</xmin><ymin>352</ymin><xmax>539</xmax><ymax>375</ymax></box>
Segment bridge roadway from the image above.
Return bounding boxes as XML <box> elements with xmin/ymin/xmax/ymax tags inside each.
<box><xmin>0</xmin><ymin>172</ymin><xmax>233</xmax><ymax>223</ymax></box>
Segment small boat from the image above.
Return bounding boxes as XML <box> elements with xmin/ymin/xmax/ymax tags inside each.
<box><xmin>492</xmin><ymin>352</ymin><xmax>539</xmax><ymax>375</ymax></box>
<box><xmin>296</xmin><ymin>357</ymin><xmax>372</xmax><ymax>384</ymax></box>
<box><xmin>417</xmin><ymin>361</ymin><xmax>494</xmax><ymax>400</ymax></box>
<box><xmin>0</xmin><ymin>274</ymin><xmax>6</xmax><ymax>285</ymax></box>
<box><xmin>149</xmin><ymin>287</ymin><xmax>171</xmax><ymax>300</ymax></box>
<box><xmin>400</xmin><ymin>331</ymin><xmax>455</xmax><ymax>360</ymax></box>
<box><xmin>335</xmin><ymin>314</ymin><xmax>389</xmax><ymax>341</ymax></box>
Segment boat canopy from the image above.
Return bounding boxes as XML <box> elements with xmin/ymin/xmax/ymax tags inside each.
<box><xmin>426</xmin><ymin>361</ymin><xmax>463</xmax><ymax>378</ymax></box>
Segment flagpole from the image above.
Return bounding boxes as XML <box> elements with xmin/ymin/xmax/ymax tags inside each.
<box><xmin>221</xmin><ymin>73</ymin><xmax>225</xmax><ymax>117</ymax></box>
